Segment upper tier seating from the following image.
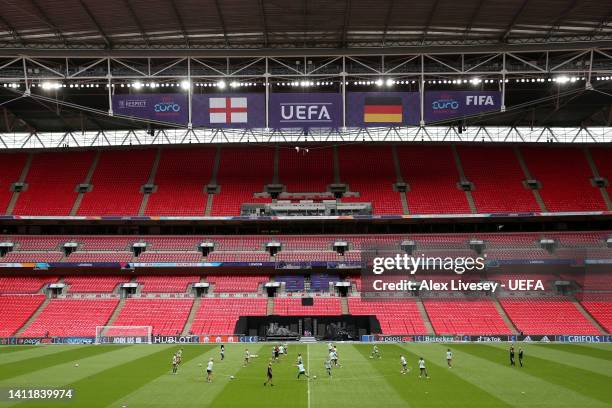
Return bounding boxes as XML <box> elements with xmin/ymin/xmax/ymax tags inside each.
<box><xmin>78</xmin><ymin>149</ymin><xmax>156</xmax><ymax>216</ymax></box>
<box><xmin>206</xmin><ymin>275</ymin><xmax>267</xmax><ymax>292</ymax></box>
<box><xmin>424</xmin><ymin>299</ymin><xmax>512</xmax><ymax>335</ymax></box>
<box><xmin>499</xmin><ymin>298</ymin><xmax>600</xmax><ymax>334</ymax></box>
<box><xmin>580</xmin><ymin>301</ymin><xmax>612</xmax><ymax>333</ymax></box>
<box><xmin>137</xmin><ymin>275</ymin><xmax>198</xmax><ymax>293</ymax></box>
<box><xmin>338</xmin><ymin>146</ymin><xmax>403</xmax><ymax>214</ymax></box>
<box><xmin>21</xmin><ymin>298</ymin><xmax>119</xmax><ymax>337</ymax></box>
<box><xmin>135</xmin><ymin>252</ymin><xmax>203</xmax><ymax>263</ymax></box>
<box><xmin>274</xmin><ymin>297</ymin><xmax>342</xmax><ymax>316</ymax></box>
<box><xmin>67</xmin><ymin>252</ymin><xmax>133</xmax><ymax>263</ymax></box>
<box><xmin>279</xmin><ymin>147</ymin><xmax>334</xmax><ymax>192</ymax></box>
<box><xmin>590</xmin><ymin>146</ymin><xmax>612</xmax><ymax>202</ymax></box>
<box><xmin>0</xmin><ymin>294</ymin><xmax>45</xmax><ymax>336</ymax></box>
<box><xmin>348</xmin><ymin>298</ymin><xmax>428</xmax><ymax>334</ymax></box>
<box><xmin>0</xmin><ymin>153</ymin><xmax>28</xmax><ymax>215</ymax></box>
<box><xmin>0</xmin><ymin>276</ymin><xmax>57</xmax><ymax>293</ymax></box>
<box><xmin>64</xmin><ymin>276</ymin><xmax>128</xmax><ymax>293</ymax></box>
<box><xmin>13</xmin><ymin>151</ymin><xmax>95</xmax><ymax>216</ymax></box>
<box><xmin>189</xmin><ymin>298</ymin><xmax>268</xmax><ymax>335</ymax></box>
<box><xmin>398</xmin><ymin>145</ymin><xmax>470</xmax><ymax>214</ymax></box>
<box><xmin>145</xmin><ymin>148</ymin><xmax>215</xmax><ymax>216</ymax></box>
<box><xmin>110</xmin><ymin>298</ymin><xmax>193</xmax><ymax>335</ymax></box>
<box><xmin>520</xmin><ymin>147</ymin><xmax>605</xmax><ymax>211</ymax></box>
<box><xmin>457</xmin><ymin>146</ymin><xmax>539</xmax><ymax>213</ymax></box>
<box><xmin>211</xmin><ymin>147</ymin><xmax>274</xmax><ymax>215</ymax></box>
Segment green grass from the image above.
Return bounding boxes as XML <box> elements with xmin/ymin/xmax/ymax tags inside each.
<box><xmin>0</xmin><ymin>343</ymin><xmax>610</xmax><ymax>408</ymax></box>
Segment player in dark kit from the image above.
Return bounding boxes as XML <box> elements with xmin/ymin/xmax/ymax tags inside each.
<box><xmin>220</xmin><ymin>345</ymin><xmax>225</xmax><ymax>361</ymax></box>
<box><xmin>509</xmin><ymin>346</ymin><xmax>515</xmax><ymax>366</ymax></box>
<box><xmin>518</xmin><ymin>347</ymin><xmax>524</xmax><ymax>367</ymax></box>
<box><xmin>264</xmin><ymin>361</ymin><xmax>274</xmax><ymax>386</ymax></box>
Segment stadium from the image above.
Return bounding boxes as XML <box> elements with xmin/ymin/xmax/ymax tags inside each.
<box><xmin>0</xmin><ymin>0</ymin><xmax>611</xmax><ymax>407</ymax></box>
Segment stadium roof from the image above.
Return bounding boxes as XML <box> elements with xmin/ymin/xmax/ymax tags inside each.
<box><xmin>0</xmin><ymin>0</ymin><xmax>610</xmax><ymax>50</ymax></box>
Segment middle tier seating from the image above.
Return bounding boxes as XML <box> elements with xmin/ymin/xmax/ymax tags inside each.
<box><xmin>137</xmin><ymin>275</ymin><xmax>199</xmax><ymax>293</ymax></box>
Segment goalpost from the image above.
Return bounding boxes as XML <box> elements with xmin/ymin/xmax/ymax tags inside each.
<box><xmin>95</xmin><ymin>326</ymin><xmax>153</xmax><ymax>345</ymax></box>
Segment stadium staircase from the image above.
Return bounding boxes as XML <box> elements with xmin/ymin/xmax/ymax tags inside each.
<box><xmin>206</xmin><ymin>147</ymin><xmax>222</xmax><ymax>216</ymax></box>
<box><xmin>513</xmin><ymin>146</ymin><xmax>547</xmax><ymax>212</ymax></box>
<box><xmin>584</xmin><ymin>147</ymin><xmax>612</xmax><ymax>210</ymax></box>
<box><xmin>70</xmin><ymin>150</ymin><xmax>101</xmax><ymax>216</ymax></box>
<box><xmin>14</xmin><ymin>296</ymin><xmax>50</xmax><ymax>336</ymax></box>
<box><xmin>451</xmin><ymin>145</ymin><xmax>477</xmax><ymax>214</ymax></box>
<box><xmin>415</xmin><ymin>298</ymin><xmax>435</xmax><ymax>335</ymax></box>
<box><xmin>492</xmin><ymin>297</ymin><xmax>520</xmax><ymax>335</ymax></box>
<box><xmin>267</xmin><ymin>298</ymin><xmax>275</xmax><ymax>315</ymax></box>
<box><xmin>571</xmin><ymin>298</ymin><xmax>607</xmax><ymax>334</ymax></box>
<box><xmin>138</xmin><ymin>148</ymin><xmax>162</xmax><ymax>216</ymax></box>
<box><xmin>5</xmin><ymin>153</ymin><xmax>33</xmax><ymax>215</ymax></box>
<box><xmin>391</xmin><ymin>146</ymin><xmax>409</xmax><ymax>215</ymax></box>
<box><xmin>181</xmin><ymin>297</ymin><xmax>201</xmax><ymax>336</ymax></box>
<box><xmin>103</xmin><ymin>298</ymin><xmax>127</xmax><ymax>334</ymax></box>
<box><xmin>340</xmin><ymin>297</ymin><xmax>349</xmax><ymax>315</ymax></box>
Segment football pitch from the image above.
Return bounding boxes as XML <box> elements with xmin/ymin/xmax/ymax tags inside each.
<box><xmin>0</xmin><ymin>343</ymin><xmax>611</xmax><ymax>408</ymax></box>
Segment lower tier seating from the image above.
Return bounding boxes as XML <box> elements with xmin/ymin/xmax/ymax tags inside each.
<box><xmin>424</xmin><ymin>299</ymin><xmax>512</xmax><ymax>335</ymax></box>
<box><xmin>348</xmin><ymin>298</ymin><xmax>428</xmax><ymax>335</ymax></box>
<box><xmin>499</xmin><ymin>298</ymin><xmax>600</xmax><ymax>335</ymax></box>
<box><xmin>189</xmin><ymin>298</ymin><xmax>268</xmax><ymax>335</ymax></box>
<box><xmin>0</xmin><ymin>295</ymin><xmax>45</xmax><ymax>336</ymax></box>
<box><xmin>580</xmin><ymin>301</ymin><xmax>612</xmax><ymax>333</ymax></box>
<box><xmin>21</xmin><ymin>298</ymin><xmax>119</xmax><ymax>337</ymax></box>
<box><xmin>110</xmin><ymin>298</ymin><xmax>193</xmax><ymax>336</ymax></box>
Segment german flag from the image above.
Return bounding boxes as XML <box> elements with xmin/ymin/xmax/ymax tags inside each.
<box><xmin>364</xmin><ymin>96</ymin><xmax>403</xmax><ymax>123</ymax></box>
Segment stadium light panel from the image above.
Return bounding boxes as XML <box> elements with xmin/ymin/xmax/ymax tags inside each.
<box><xmin>180</xmin><ymin>80</ymin><xmax>190</xmax><ymax>90</ymax></box>
<box><xmin>385</xmin><ymin>78</ymin><xmax>394</xmax><ymax>87</ymax></box>
<box><xmin>375</xmin><ymin>79</ymin><xmax>383</xmax><ymax>87</ymax></box>
<box><xmin>132</xmin><ymin>81</ymin><xmax>143</xmax><ymax>90</ymax></box>
<box><xmin>217</xmin><ymin>80</ymin><xmax>226</xmax><ymax>89</ymax></box>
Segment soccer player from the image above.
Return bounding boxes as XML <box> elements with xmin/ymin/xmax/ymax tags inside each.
<box><xmin>509</xmin><ymin>345</ymin><xmax>515</xmax><ymax>366</ymax></box>
<box><xmin>264</xmin><ymin>361</ymin><xmax>274</xmax><ymax>387</ymax></box>
<box><xmin>220</xmin><ymin>345</ymin><xmax>225</xmax><ymax>361</ymax></box>
<box><xmin>297</xmin><ymin>361</ymin><xmax>309</xmax><ymax>379</ymax></box>
<box><xmin>297</xmin><ymin>353</ymin><xmax>303</xmax><ymax>365</ymax></box>
<box><xmin>206</xmin><ymin>358</ymin><xmax>214</xmax><ymax>383</ymax></box>
<box><xmin>446</xmin><ymin>349</ymin><xmax>453</xmax><ymax>368</ymax></box>
<box><xmin>518</xmin><ymin>347</ymin><xmax>524</xmax><ymax>367</ymax></box>
<box><xmin>324</xmin><ymin>359</ymin><xmax>332</xmax><ymax>377</ymax></box>
<box><xmin>274</xmin><ymin>345</ymin><xmax>280</xmax><ymax>362</ymax></box>
<box><xmin>371</xmin><ymin>345</ymin><xmax>381</xmax><ymax>359</ymax></box>
<box><xmin>171</xmin><ymin>353</ymin><xmax>178</xmax><ymax>374</ymax></box>
<box><xmin>418</xmin><ymin>357</ymin><xmax>429</xmax><ymax>379</ymax></box>
<box><xmin>244</xmin><ymin>348</ymin><xmax>250</xmax><ymax>367</ymax></box>
<box><xmin>177</xmin><ymin>348</ymin><xmax>183</xmax><ymax>365</ymax></box>
<box><xmin>400</xmin><ymin>355</ymin><xmax>408</xmax><ymax>374</ymax></box>
<box><xmin>331</xmin><ymin>349</ymin><xmax>340</xmax><ymax>367</ymax></box>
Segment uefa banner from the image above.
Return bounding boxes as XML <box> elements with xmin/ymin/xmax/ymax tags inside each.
<box><xmin>347</xmin><ymin>92</ymin><xmax>420</xmax><ymax>127</ymax></box>
<box><xmin>191</xmin><ymin>93</ymin><xmax>265</xmax><ymax>128</ymax></box>
<box><xmin>269</xmin><ymin>92</ymin><xmax>342</xmax><ymax>129</ymax></box>
<box><xmin>424</xmin><ymin>91</ymin><xmax>501</xmax><ymax>123</ymax></box>
<box><xmin>112</xmin><ymin>94</ymin><xmax>188</xmax><ymax>125</ymax></box>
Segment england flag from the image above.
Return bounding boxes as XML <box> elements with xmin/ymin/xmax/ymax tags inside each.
<box><xmin>209</xmin><ymin>97</ymin><xmax>248</xmax><ymax>124</ymax></box>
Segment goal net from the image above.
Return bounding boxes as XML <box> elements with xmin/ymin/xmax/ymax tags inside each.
<box><xmin>95</xmin><ymin>326</ymin><xmax>152</xmax><ymax>345</ymax></box>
